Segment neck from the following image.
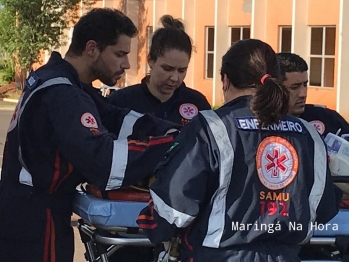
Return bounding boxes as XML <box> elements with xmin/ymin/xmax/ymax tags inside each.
<box><xmin>224</xmin><ymin>87</ymin><xmax>254</xmax><ymax>104</ymax></box>
<box><xmin>292</xmin><ymin>113</ymin><xmax>301</xmax><ymax>118</ymax></box>
<box><xmin>64</xmin><ymin>55</ymin><xmax>95</xmax><ymax>84</ymax></box>
<box><xmin>147</xmin><ymin>78</ymin><xmax>173</xmax><ymax>103</ymax></box>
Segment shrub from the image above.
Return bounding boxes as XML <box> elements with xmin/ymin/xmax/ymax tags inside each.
<box><xmin>1</xmin><ymin>59</ymin><xmax>15</xmax><ymax>83</ymax></box>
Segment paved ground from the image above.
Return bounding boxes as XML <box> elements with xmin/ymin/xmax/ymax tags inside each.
<box><xmin>0</xmin><ymin>102</ymin><xmax>14</xmax><ymax>172</ymax></box>
<box><xmin>73</xmin><ymin>215</ymin><xmax>87</xmax><ymax>262</ymax></box>
<box><xmin>0</xmin><ymin>101</ymin><xmax>87</xmax><ymax>261</ymax></box>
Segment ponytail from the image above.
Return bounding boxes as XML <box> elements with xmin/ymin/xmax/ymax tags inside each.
<box><xmin>250</xmin><ymin>76</ymin><xmax>290</xmax><ymax>128</ymax></box>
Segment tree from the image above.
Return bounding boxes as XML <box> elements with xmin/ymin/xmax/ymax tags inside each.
<box><xmin>0</xmin><ymin>0</ymin><xmax>95</xmax><ymax>87</ymax></box>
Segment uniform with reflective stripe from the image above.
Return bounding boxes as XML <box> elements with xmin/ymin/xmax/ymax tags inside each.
<box><xmin>0</xmin><ymin>51</ymin><xmax>177</xmax><ymax>262</ymax></box>
<box><xmin>137</xmin><ymin>95</ymin><xmax>342</xmax><ymax>262</ymax></box>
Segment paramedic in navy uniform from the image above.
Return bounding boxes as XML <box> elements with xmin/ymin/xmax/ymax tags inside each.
<box><xmin>277</xmin><ymin>52</ymin><xmax>349</xmax><ymax>137</ymax></box>
<box><xmin>137</xmin><ymin>39</ymin><xmax>342</xmax><ymax>262</ymax></box>
<box><xmin>108</xmin><ymin>15</ymin><xmax>211</xmax><ymax>126</ymax></box>
<box><xmin>0</xmin><ymin>8</ymin><xmax>178</xmax><ymax>262</ymax></box>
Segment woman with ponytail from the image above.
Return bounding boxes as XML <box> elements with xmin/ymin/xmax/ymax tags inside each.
<box><xmin>137</xmin><ymin>39</ymin><xmax>342</xmax><ymax>262</ymax></box>
<box><xmin>108</xmin><ymin>15</ymin><xmax>211</xmax><ymax>126</ymax></box>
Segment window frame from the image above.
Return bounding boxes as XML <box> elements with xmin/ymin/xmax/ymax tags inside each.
<box><xmin>230</xmin><ymin>26</ymin><xmax>251</xmax><ymax>45</ymax></box>
<box><xmin>145</xmin><ymin>26</ymin><xmax>153</xmax><ymax>74</ymax></box>
<box><xmin>278</xmin><ymin>26</ymin><xmax>292</xmax><ymax>53</ymax></box>
<box><xmin>309</xmin><ymin>26</ymin><xmax>336</xmax><ymax>88</ymax></box>
<box><xmin>205</xmin><ymin>26</ymin><xmax>215</xmax><ymax>79</ymax></box>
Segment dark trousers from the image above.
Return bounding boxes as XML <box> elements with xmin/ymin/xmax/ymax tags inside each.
<box><xmin>0</xmin><ymin>230</ymin><xmax>74</xmax><ymax>262</ymax></box>
<box><xmin>107</xmin><ymin>246</ymin><xmax>155</xmax><ymax>262</ymax></box>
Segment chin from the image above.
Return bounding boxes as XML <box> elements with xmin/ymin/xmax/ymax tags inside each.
<box><xmin>293</xmin><ymin>110</ymin><xmax>305</xmax><ymax>117</ymax></box>
<box><xmin>102</xmin><ymin>80</ymin><xmax>117</xmax><ymax>87</ymax></box>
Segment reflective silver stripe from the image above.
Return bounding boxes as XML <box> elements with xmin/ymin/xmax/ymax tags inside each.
<box><xmin>117</xmin><ymin>110</ymin><xmax>144</xmax><ymax>139</ymax></box>
<box><xmin>150</xmin><ymin>189</ymin><xmax>195</xmax><ymax>227</ymax></box>
<box><xmin>17</xmin><ymin>77</ymin><xmax>73</xmax><ymax>170</ymax></box>
<box><xmin>299</xmin><ymin>119</ymin><xmax>327</xmax><ymax>244</ymax></box>
<box><xmin>200</xmin><ymin>110</ymin><xmax>234</xmax><ymax>248</ymax></box>
<box><xmin>106</xmin><ymin>139</ymin><xmax>129</xmax><ymax>190</ymax></box>
<box><xmin>18</xmin><ymin>77</ymin><xmax>73</xmax><ymax>123</ymax></box>
<box><xmin>19</xmin><ymin>167</ymin><xmax>33</xmax><ymax>186</ymax></box>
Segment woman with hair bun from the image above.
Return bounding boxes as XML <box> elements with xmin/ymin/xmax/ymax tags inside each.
<box><xmin>108</xmin><ymin>14</ymin><xmax>211</xmax><ymax>126</ymax></box>
<box><xmin>108</xmin><ymin>15</ymin><xmax>211</xmax><ymax>262</ymax></box>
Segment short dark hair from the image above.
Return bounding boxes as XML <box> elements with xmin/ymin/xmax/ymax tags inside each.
<box><xmin>220</xmin><ymin>39</ymin><xmax>289</xmax><ymax>127</ymax></box>
<box><xmin>66</xmin><ymin>8</ymin><xmax>137</xmax><ymax>56</ymax></box>
<box><xmin>276</xmin><ymin>52</ymin><xmax>308</xmax><ymax>81</ymax></box>
<box><xmin>148</xmin><ymin>15</ymin><xmax>192</xmax><ymax>61</ymax></box>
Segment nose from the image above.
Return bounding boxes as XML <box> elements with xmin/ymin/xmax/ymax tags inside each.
<box><xmin>170</xmin><ymin>72</ymin><xmax>179</xmax><ymax>82</ymax></box>
<box><xmin>122</xmin><ymin>56</ymin><xmax>130</xmax><ymax>70</ymax></box>
<box><xmin>299</xmin><ymin>86</ymin><xmax>307</xmax><ymax>98</ymax></box>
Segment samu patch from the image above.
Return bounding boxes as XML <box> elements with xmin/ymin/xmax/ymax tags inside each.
<box><xmin>179</xmin><ymin>103</ymin><xmax>198</xmax><ymax>120</ymax></box>
<box><xmin>309</xmin><ymin>120</ymin><xmax>325</xmax><ymax>135</ymax></box>
<box><xmin>81</xmin><ymin>112</ymin><xmax>98</xmax><ymax>128</ymax></box>
<box><xmin>256</xmin><ymin>136</ymin><xmax>299</xmax><ymax>190</ymax></box>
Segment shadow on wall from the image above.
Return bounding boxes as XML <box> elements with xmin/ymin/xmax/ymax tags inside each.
<box><xmin>116</xmin><ymin>0</ymin><xmax>127</xmax><ymax>88</ymax></box>
<box><xmin>243</xmin><ymin>0</ymin><xmax>252</xmax><ymax>13</ymax></box>
<box><xmin>136</xmin><ymin>0</ymin><xmax>148</xmax><ymax>73</ymax></box>
<box><xmin>115</xmin><ymin>0</ymin><xmax>148</xmax><ymax>88</ymax></box>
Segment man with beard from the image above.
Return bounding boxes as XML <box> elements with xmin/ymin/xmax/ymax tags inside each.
<box><xmin>0</xmin><ymin>8</ymin><xmax>179</xmax><ymax>262</ymax></box>
<box><xmin>277</xmin><ymin>52</ymin><xmax>349</xmax><ymax>137</ymax></box>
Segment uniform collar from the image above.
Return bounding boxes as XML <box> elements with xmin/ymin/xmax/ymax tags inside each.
<box><xmin>46</xmin><ymin>51</ymin><xmax>80</xmax><ymax>84</ymax></box>
<box><xmin>139</xmin><ymin>76</ymin><xmax>186</xmax><ymax>103</ymax></box>
<box><xmin>220</xmin><ymin>95</ymin><xmax>251</xmax><ymax>108</ymax></box>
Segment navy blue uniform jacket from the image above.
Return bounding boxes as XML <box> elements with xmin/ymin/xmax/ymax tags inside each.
<box><xmin>137</xmin><ymin>96</ymin><xmax>342</xmax><ymax>262</ymax></box>
<box><xmin>108</xmin><ymin>77</ymin><xmax>211</xmax><ymax>126</ymax></box>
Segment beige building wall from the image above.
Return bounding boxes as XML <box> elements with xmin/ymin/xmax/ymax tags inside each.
<box><xmin>305</xmin><ymin>0</ymin><xmax>339</xmax><ymax>110</ymax></box>
<box><xmin>38</xmin><ymin>0</ymin><xmax>348</xmax><ymax>114</ymax></box>
<box><xmin>336</xmin><ymin>0</ymin><xmax>349</xmax><ymax>118</ymax></box>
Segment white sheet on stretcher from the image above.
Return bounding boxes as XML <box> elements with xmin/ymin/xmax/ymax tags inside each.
<box><xmin>73</xmin><ymin>190</ymin><xmax>147</xmax><ymax>228</ymax></box>
<box><xmin>73</xmin><ymin>191</ymin><xmax>349</xmax><ymax>236</ymax></box>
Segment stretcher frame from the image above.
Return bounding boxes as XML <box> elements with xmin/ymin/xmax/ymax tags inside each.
<box><xmin>300</xmin><ymin>176</ymin><xmax>349</xmax><ymax>262</ymax></box>
<box><xmin>76</xmin><ymin>218</ymin><xmax>155</xmax><ymax>262</ymax></box>
<box><xmin>74</xmin><ymin>176</ymin><xmax>349</xmax><ymax>262</ymax></box>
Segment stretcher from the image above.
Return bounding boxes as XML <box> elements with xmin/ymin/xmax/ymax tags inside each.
<box><xmin>299</xmin><ymin>176</ymin><xmax>349</xmax><ymax>262</ymax></box>
<box><xmin>74</xmin><ymin>186</ymin><xmax>349</xmax><ymax>262</ymax></box>
<box><xmin>73</xmin><ymin>189</ymin><xmax>155</xmax><ymax>262</ymax></box>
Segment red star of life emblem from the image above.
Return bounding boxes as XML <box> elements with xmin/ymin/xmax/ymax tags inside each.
<box><xmin>85</xmin><ymin>115</ymin><xmax>96</xmax><ymax>125</ymax></box>
<box><xmin>265</xmin><ymin>148</ymin><xmax>288</xmax><ymax>178</ymax></box>
<box><xmin>183</xmin><ymin>106</ymin><xmax>194</xmax><ymax>117</ymax></box>
<box><xmin>80</xmin><ymin>112</ymin><xmax>98</xmax><ymax>128</ymax></box>
<box><xmin>314</xmin><ymin>123</ymin><xmax>321</xmax><ymax>131</ymax></box>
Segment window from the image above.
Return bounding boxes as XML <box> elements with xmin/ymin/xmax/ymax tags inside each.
<box><xmin>145</xmin><ymin>26</ymin><xmax>153</xmax><ymax>73</ymax></box>
<box><xmin>205</xmin><ymin>27</ymin><xmax>215</xmax><ymax>79</ymax></box>
<box><xmin>309</xmin><ymin>26</ymin><xmax>336</xmax><ymax>87</ymax></box>
<box><xmin>279</xmin><ymin>26</ymin><xmax>292</xmax><ymax>52</ymax></box>
<box><xmin>230</xmin><ymin>27</ymin><xmax>250</xmax><ymax>45</ymax></box>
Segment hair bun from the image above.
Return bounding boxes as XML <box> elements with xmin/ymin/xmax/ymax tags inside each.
<box><xmin>159</xmin><ymin>15</ymin><xmax>185</xmax><ymax>31</ymax></box>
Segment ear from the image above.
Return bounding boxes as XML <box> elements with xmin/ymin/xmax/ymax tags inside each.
<box><xmin>147</xmin><ymin>56</ymin><xmax>154</xmax><ymax>69</ymax></box>
<box><xmin>222</xmin><ymin>74</ymin><xmax>230</xmax><ymax>92</ymax></box>
<box><xmin>85</xmin><ymin>40</ymin><xmax>99</xmax><ymax>58</ymax></box>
